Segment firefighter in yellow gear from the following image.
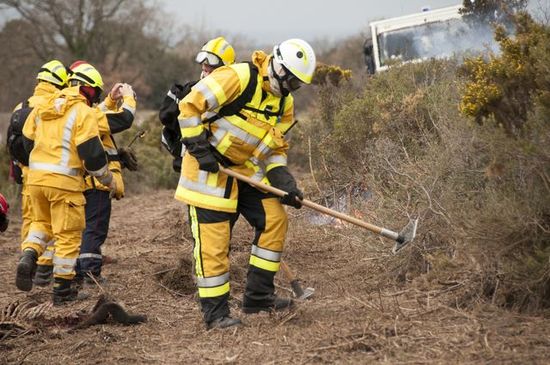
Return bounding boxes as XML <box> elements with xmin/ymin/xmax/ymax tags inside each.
<box><xmin>76</xmin><ymin>70</ymin><xmax>137</xmax><ymax>284</ymax></box>
<box><xmin>175</xmin><ymin>39</ymin><xmax>316</xmax><ymax>329</ymax></box>
<box><xmin>16</xmin><ymin>62</ymin><xmax>116</xmax><ymax>305</ymax></box>
<box><xmin>9</xmin><ymin>60</ymin><xmax>69</xmax><ymax>244</ymax></box>
<box><xmin>6</xmin><ymin>61</ymin><xmax>69</xmax><ymax>286</ymax></box>
<box><xmin>32</xmin><ymin>62</ymin><xmax>137</xmax><ymax>287</ymax></box>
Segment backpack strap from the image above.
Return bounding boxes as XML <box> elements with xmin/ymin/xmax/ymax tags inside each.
<box><xmin>202</xmin><ymin>62</ymin><xmax>259</xmax><ymax>126</ymax></box>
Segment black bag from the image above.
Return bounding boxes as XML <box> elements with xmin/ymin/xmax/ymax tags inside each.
<box><xmin>7</xmin><ymin>100</ymin><xmax>33</xmax><ymax>166</ymax></box>
<box><xmin>159</xmin><ymin>81</ymin><xmax>196</xmax><ymax>158</ymax></box>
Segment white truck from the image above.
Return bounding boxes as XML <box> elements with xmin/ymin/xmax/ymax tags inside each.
<box><xmin>364</xmin><ymin>5</ymin><xmax>497</xmax><ymax>74</ymax></box>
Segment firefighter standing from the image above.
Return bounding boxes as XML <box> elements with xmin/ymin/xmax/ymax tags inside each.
<box><xmin>72</xmin><ymin>61</ymin><xmax>137</xmax><ymax>285</ymax></box>
<box><xmin>16</xmin><ymin>63</ymin><xmax>115</xmax><ymax>305</ymax></box>
<box><xmin>160</xmin><ymin>37</ymin><xmax>235</xmax><ymax>172</ymax></box>
<box><xmin>175</xmin><ymin>39</ymin><xmax>316</xmax><ymax>329</ymax></box>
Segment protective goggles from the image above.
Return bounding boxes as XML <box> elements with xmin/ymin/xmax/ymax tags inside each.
<box><xmin>195</xmin><ymin>51</ymin><xmax>224</xmax><ymax>67</ymax></box>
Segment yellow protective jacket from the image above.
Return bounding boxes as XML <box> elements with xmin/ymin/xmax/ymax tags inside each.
<box><xmin>23</xmin><ymin>86</ymin><xmax>109</xmax><ymax>192</ymax></box>
<box><xmin>175</xmin><ymin>50</ymin><xmax>295</xmax><ymax>212</ymax></box>
<box><xmin>13</xmin><ymin>82</ymin><xmax>61</xmax><ymax>186</ymax></box>
<box><xmin>83</xmin><ymin>94</ymin><xmax>136</xmax><ymax>194</ymax></box>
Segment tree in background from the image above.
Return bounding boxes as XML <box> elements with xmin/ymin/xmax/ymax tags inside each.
<box><xmin>0</xmin><ymin>0</ymin><xmax>196</xmax><ymax>109</ymax></box>
<box><xmin>460</xmin><ymin>0</ymin><xmax>528</xmax><ymax>25</ymax></box>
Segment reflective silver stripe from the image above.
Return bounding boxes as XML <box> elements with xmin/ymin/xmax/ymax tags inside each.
<box><xmin>178</xmin><ymin>175</ymin><xmax>226</xmax><ymax>197</ymax></box>
<box><xmin>98</xmin><ymin>102</ymin><xmax>109</xmax><ymax>112</ymax></box>
<box><xmin>197</xmin><ymin>170</ymin><xmax>208</xmax><ymax>185</ymax></box>
<box><xmin>194</xmin><ymin>81</ymin><xmax>219</xmax><ymax>109</ymax></box>
<box><xmin>87</xmin><ymin>164</ymin><xmax>109</xmax><ymax>177</ymax></box>
<box><xmin>178</xmin><ymin>115</ymin><xmax>201</xmax><ymax>129</ymax></box>
<box><xmin>53</xmin><ymin>266</ymin><xmax>74</xmax><ymax>275</ymax></box>
<box><xmin>60</xmin><ymin>109</ymin><xmax>78</xmax><ymax>166</ymax></box>
<box><xmin>42</xmin><ymin>250</ymin><xmax>54</xmax><ymax>259</ymax></box>
<box><xmin>251</xmin><ymin>245</ymin><xmax>281</xmax><ymax>262</ymax></box>
<box><xmin>181</xmin><ymin>144</ymin><xmax>186</xmax><ymax>157</ymax></box>
<box><xmin>256</xmin><ymin>141</ymin><xmax>271</xmax><ymax>157</ymax></box>
<box><xmin>25</xmin><ymin>230</ymin><xmax>49</xmax><ymax>247</ymax></box>
<box><xmin>29</xmin><ymin>162</ymin><xmax>80</xmax><ymax>176</ymax></box>
<box><xmin>215</xmin><ymin>118</ymin><xmax>260</xmax><ymax>146</ymax></box>
<box><xmin>105</xmin><ymin>148</ymin><xmax>118</xmax><ymax>156</ymax></box>
<box><xmin>79</xmin><ymin>253</ymin><xmax>103</xmax><ymax>260</ymax></box>
<box><xmin>209</xmin><ymin>128</ymin><xmax>228</xmax><ymax>148</ymax></box>
<box><xmin>53</xmin><ymin>256</ymin><xmax>77</xmax><ymax>266</ymax></box>
<box><xmin>265</xmin><ymin>154</ymin><xmax>287</xmax><ymax>166</ymax></box>
<box><xmin>250</xmin><ymin>168</ymin><xmax>265</xmax><ymax>182</ymax></box>
<box><xmin>167</xmin><ymin>89</ymin><xmax>178</xmax><ymax>102</ymax></box>
<box><xmin>122</xmin><ymin>103</ymin><xmax>136</xmax><ymax>116</ymax></box>
<box><xmin>196</xmin><ymin>272</ymin><xmax>229</xmax><ymax>288</ymax></box>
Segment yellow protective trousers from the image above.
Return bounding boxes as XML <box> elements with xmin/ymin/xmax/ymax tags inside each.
<box><xmin>23</xmin><ymin>184</ymin><xmax>56</xmax><ymax>267</ymax></box>
<box><xmin>188</xmin><ymin>181</ymin><xmax>288</xmax><ymax>323</ymax></box>
<box><xmin>21</xmin><ymin>185</ymin><xmax>86</xmax><ymax>280</ymax></box>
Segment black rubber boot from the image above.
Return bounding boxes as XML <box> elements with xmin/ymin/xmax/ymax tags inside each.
<box><xmin>15</xmin><ymin>249</ymin><xmax>38</xmax><ymax>292</ymax></box>
<box><xmin>206</xmin><ymin>316</ymin><xmax>242</xmax><ymax>330</ymax></box>
<box><xmin>242</xmin><ymin>295</ymin><xmax>294</xmax><ymax>314</ymax></box>
<box><xmin>53</xmin><ymin>277</ymin><xmax>89</xmax><ymax>306</ymax></box>
<box><xmin>242</xmin><ymin>266</ymin><xmax>294</xmax><ymax>314</ymax></box>
<box><xmin>33</xmin><ymin>265</ymin><xmax>53</xmax><ymax>287</ymax></box>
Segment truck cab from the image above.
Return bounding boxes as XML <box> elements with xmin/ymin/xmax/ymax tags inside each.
<box><xmin>364</xmin><ymin>5</ymin><xmax>496</xmax><ymax>74</ymax></box>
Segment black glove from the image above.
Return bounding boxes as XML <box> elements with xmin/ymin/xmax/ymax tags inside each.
<box><xmin>196</xmin><ymin>152</ymin><xmax>219</xmax><ymax>173</ymax></box>
<box><xmin>280</xmin><ymin>189</ymin><xmax>303</xmax><ymax>209</ymax></box>
<box><xmin>266</xmin><ymin>166</ymin><xmax>303</xmax><ymax>209</ymax></box>
<box><xmin>187</xmin><ymin>141</ymin><xmax>219</xmax><ymax>173</ymax></box>
<box><xmin>118</xmin><ymin>147</ymin><xmax>138</xmax><ymax>171</ymax></box>
<box><xmin>0</xmin><ymin>215</ymin><xmax>8</xmax><ymax>232</ymax></box>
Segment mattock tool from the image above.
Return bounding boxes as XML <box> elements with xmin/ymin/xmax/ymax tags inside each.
<box><xmin>280</xmin><ymin>261</ymin><xmax>315</xmax><ymax>300</ymax></box>
<box><xmin>219</xmin><ymin>166</ymin><xmax>418</xmax><ymax>254</ymax></box>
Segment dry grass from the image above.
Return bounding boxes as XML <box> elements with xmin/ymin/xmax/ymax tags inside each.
<box><xmin>1</xmin><ymin>190</ymin><xmax>549</xmax><ymax>364</ymax></box>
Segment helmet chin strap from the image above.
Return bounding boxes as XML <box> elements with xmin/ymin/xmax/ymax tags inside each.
<box><xmin>268</xmin><ymin>57</ymin><xmax>290</xmax><ymax>97</ymax></box>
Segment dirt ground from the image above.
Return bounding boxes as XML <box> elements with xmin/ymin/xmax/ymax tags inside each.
<box><xmin>1</xmin><ymin>189</ymin><xmax>549</xmax><ymax>364</ymax></box>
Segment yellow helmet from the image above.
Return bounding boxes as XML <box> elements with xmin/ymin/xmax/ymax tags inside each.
<box><xmin>36</xmin><ymin>60</ymin><xmax>69</xmax><ymax>87</ymax></box>
<box><xmin>195</xmin><ymin>36</ymin><xmax>235</xmax><ymax>67</ymax></box>
<box><xmin>68</xmin><ymin>62</ymin><xmax>104</xmax><ymax>90</ymax></box>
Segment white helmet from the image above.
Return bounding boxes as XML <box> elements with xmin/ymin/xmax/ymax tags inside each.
<box><xmin>273</xmin><ymin>39</ymin><xmax>316</xmax><ymax>84</ymax></box>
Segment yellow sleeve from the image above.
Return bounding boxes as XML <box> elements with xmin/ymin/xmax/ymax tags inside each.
<box><xmin>74</xmin><ymin>106</ymin><xmax>101</xmax><ymax>146</ymax></box>
<box><xmin>275</xmin><ymin>95</ymin><xmax>296</xmax><ymax>135</ymax></box>
<box><xmin>178</xmin><ymin>66</ymin><xmax>242</xmax><ymax>141</ymax></box>
<box><xmin>100</xmin><ymin>94</ymin><xmax>118</xmax><ymax>111</ymax></box>
<box><xmin>22</xmin><ymin>107</ymin><xmax>38</xmax><ymax>141</ymax></box>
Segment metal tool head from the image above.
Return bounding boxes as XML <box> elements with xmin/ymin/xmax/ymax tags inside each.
<box><xmin>299</xmin><ymin>287</ymin><xmax>315</xmax><ymax>300</ymax></box>
<box><xmin>392</xmin><ymin>218</ymin><xmax>418</xmax><ymax>254</ymax></box>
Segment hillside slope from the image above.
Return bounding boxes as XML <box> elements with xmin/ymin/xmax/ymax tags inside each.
<box><xmin>0</xmin><ymin>190</ymin><xmax>549</xmax><ymax>364</ymax></box>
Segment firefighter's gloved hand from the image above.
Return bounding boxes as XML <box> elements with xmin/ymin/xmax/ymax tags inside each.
<box><xmin>118</xmin><ymin>147</ymin><xmax>138</xmax><ymax>171</ymax></box>
<box><xmin>281</xmin><ymin>188</ymin><xmax>303</xmax><ymax>209</ymax></box>
<box><xmin>196</xmin><ymin>152</ymin><xmax>219</xmax><ymax>173</ymax></box>
<box><xmin>111</xmin><ymin>172</ymin><xmax>124</xmax><ymax>200</ymax></box>
<box><xmin>120</xmin><ymin>83</ymin><xmax>136</xmax><ymax>98</ymax></box>
<box><xmin>107</xmin><ymin>178</ymin><xmax>118</xmax><ymax>200</ymax></box>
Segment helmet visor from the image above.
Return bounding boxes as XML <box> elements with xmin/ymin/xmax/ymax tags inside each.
<box><xmin>195</xmin><ymin>51</ymin><xmax>224</xmax><ymax>67</ymax></box>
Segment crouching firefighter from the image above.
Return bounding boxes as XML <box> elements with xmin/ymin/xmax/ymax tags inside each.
<box><xmin>175</xmin><ymin>39</ymin><xmax>316</xmax><ymax>329</ymax></box>
<box><xmin>15</xmin><ymin>62</ymin><xmax>116</xmax><ymax>305</ymax></box>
